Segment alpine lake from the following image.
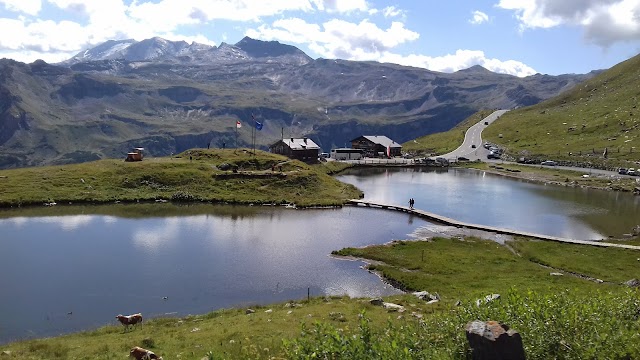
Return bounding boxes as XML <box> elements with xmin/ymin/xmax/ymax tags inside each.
<box><xmin>1</xmin><ymin>167</ymin><xmax>638</xmax><ymax>344</ymax></box>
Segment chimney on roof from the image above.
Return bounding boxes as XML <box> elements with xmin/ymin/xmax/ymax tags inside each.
<box><xmin>303</xmin><ymin>137</ymin><xmax>308</xmax><ymax>144</ymax></box>
<box><xmin>291</xmin><ymin>137</ymin><xmax>294</xmax><ymax>142</ymax></box>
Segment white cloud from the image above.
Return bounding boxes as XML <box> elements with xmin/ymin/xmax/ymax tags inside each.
<box><xmin>382</xmin><ymin>6</ymin><xmax>405</xmax><ymax>18</ymax></box>
<box><xmin>0</xmin><ymin>0</ymin><xmax>538</xmax><ymax>76</ymax></box>
<box><xmin>470</xmin><ymin>10</ymin><xmax>489</xmax><ymax>24</ymax></box>
<box><xmin>497</xmin><ymin>0</ymin><xmax>640</xmax><ymax>46</ymax></box>
<box><xmin>247</xmin><ymin>17</ymin><xmax>419</xmax><ymax>60</ymax></box>
<box><xmin>128</xmin><ymin>0</ymin><xmax>316</xmax><ymax>23</ymax></box>
<box><xmin>0</xmin><ymin>17</ymin><xmax>89</xmax><ymax>62</ymax></box>
<box><xmin>310</xmin><ymin>0</ymin><xmax>369</xmax><ymax>13</ymax></box>
<box><xmin>247</xmin><ymin>17</ymin><xmax>535</xmax><ymax>76</ymax></box>
<box><xmin>0</xmin><ymin>0</ymin><xmax>41</xmax><ymax>15</ymax></box>
<box><xmin>381</xmin><ymin>50</ymin><xmax>537</xmax><ymax>77</ymax></box>
<box><xmin>0</xmin><ymin>0</ymin><xmax>342</xmax><ymax>63</ymax></box>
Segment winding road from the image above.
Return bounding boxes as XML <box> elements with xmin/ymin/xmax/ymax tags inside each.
<box><xmin>438</xmin><ymin>109</ymin><xmax>638</xmax><ymax>179</ymax></box>
<box><xmin>440</xmin><ymin>109</ymin><xmax>509</xmax><ymax>161</ymax></box>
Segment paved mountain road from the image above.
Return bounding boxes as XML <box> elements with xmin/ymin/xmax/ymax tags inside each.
<box><xmin>439</xmin><ymin>109</ymin><xmax>509</xmax><ymax>161</ymax></box>
<box><xmin>436</xmin><ymin>109</ymin><xmax>637</xmax><ymax>179</ymax></box>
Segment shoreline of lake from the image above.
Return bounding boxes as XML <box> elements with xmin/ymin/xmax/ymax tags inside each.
<box><xmin>1</xmin><ymin>167</ymin><xmax>639</xmax><ymax>352</ymax></box>
<box><xmin>456</xmin><ymin>163</ymin><xmax>640</xmax><ymax>194</ymax></box>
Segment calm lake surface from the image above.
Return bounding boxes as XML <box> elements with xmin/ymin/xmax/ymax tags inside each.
<box><xmin>1</xmin><ymin>167</ymin><xmax>638</xmax><ymax>344</ymax></box>
<box><xmin>337</xmin><ymin>167</ymin><xmax>640</xmax><ymax>239</ymax></box>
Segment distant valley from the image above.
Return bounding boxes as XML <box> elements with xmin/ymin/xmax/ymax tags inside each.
<box><xmin>0</xmin><ymin>36</ymin><xmax>596</xmax><ymax>168</ymax></box>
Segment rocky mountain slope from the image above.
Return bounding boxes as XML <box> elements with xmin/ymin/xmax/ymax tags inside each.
<box><xmin>0</xmin><ymin>36</ymin><xmax>595</xmax><ymax>168</ymax></box>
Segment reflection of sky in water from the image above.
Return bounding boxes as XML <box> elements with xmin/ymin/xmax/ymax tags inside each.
<box><xmin>0</xmin><ymin>207</ymin><xmax>408</xmax><ymax>345</ymax></box>
<box><xmin>338</xmin><ymin>168</ymin><xmax>639</xmax><ymax>239</ymax></box>
<box><xmin>6</xmin><ymin>215</ymin><xmax>119</xmax><ymax>231</ymax></box>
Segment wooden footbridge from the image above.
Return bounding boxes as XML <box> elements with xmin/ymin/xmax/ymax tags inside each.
<box><xmin>348</xmin><ymin>199</ymin><xmax>640</xmax><ymax>250</ymax></box>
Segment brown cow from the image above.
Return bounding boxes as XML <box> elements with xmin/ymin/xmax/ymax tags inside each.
<box><xmin>129</xmin><ymin>346</ymin><xmax>162</xmax><ymax>360</ymax></box>
<box><xmin>116</xmin><ymin>313</ymin><xmax>143</xmax><ymax>331</ymax></box>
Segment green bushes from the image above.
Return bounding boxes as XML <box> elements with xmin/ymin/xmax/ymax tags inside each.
<box><xmin>461</xmin><ymin>289</ymin><xmax>640</xmax><ymax>359</ymax></box>
<box><xmin>284</xmin><ymin>289</ymin><xmax>640</xmax><ymax>359</ymax></box>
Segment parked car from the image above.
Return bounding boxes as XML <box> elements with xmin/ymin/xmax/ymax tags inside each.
<box><xmin>628</xmin><ymin>168</ymin><xmax>637</xmax><ymax>176</ymax></box>
<box><xmin>487</xmin><ymin>152</ymin><xmax>501</xmax><ymax>159</ymax></box>
<box><xmin>517</xmin><ymin>157</ymin><xmax>534</xmax><ymax>164</ymax></box>
<box><xmin>618</xmin><ymin>168</ymin><xmax>628</xmax><ymax>175</ymax></box>
<box><xmin>540</xmin><ymin>160</ymin><xmax>557</xmax><ymax>166</ymax></box>
<box><xmin>435</xmin><ymin>157</ymin><xmax>449</xmax><ymax>166</ymax></box>
<box><xmin>457</xmin><ymin>156</ymin><xmax>470</xmax><ymax>161</ymax></box>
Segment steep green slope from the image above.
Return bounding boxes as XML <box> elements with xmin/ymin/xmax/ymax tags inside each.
<box><xmin>484</xmin><ymin>53</ymin><xmax>640</xmax><ymax>167</ymax></box>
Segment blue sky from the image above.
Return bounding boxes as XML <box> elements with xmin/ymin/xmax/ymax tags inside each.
<box><xmin>0</xmin><ymin>0</ymin><xmax>639</xmax><ymax>76</ymax></box>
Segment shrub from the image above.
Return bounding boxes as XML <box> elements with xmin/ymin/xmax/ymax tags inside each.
<box><xmin>170</xmin><ymin>191</ymin><xmax>200</xmax><ymax>202</ymax></box>
<box><xmin>284</xmin><ymin>289</ymin><xmax>640</xmax><ymax>359</ymax></box>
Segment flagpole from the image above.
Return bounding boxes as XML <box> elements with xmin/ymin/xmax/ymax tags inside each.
<box><xmin>235</xmin><ymin>120</ymin><xmax>238</xmax><ymax>151</ymax></box>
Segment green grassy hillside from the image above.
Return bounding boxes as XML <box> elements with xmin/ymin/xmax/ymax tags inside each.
<box><xmin>403</xmin><ymin>54</ymin><xmax>640</xmax><ymax>169</ymax></box>
<box><xmin>484</xmin><ymin>54</ymin><xmax>640</xmax><ymax>168</ymax></box>
<box><xmin>0</xmin><ymin>149</ymin><xmax>361</xmax><ymax>207</ymax></box>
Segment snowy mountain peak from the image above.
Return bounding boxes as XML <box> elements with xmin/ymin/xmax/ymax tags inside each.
<box><xmin>67</xmin><ymin>39</ymin><xmax>136</xmax><ymax>63</ymax></box>
<box><xmin>59</xmin><ymin>36</ymin><xmax>311</xmax><ymax>66</ymax></box>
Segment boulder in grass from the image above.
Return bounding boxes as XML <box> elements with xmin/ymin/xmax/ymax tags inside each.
<box><xmin>382</xmin><ymin>302</ymin><xmax>405</xmax><ymax>312</ymax></box>
<box><xmin>625</xmin><ymin>279</ymin><xmax>640</xmax><ymax>288</ymax></box>
<box><xmin>369</xmin><ymin>298</ymin><xmax>384</xmax><ymax>306</ymax></box>
<box><xmin>465</xmin><ymin>320</ymin><xmax>525</xmax><ymax>360</ymax></box>
<box><xmin>475</xmin><ymin>294</ymin><xmax>500</xmax><ymax>307</ymax></box>
<box><xmin>413</xmin><ymin>291</ymin><xmax>440</xmax><ymax>301</ymax></box>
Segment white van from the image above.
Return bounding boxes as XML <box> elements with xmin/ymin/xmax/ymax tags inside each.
<box><xmin>330</xmin><ymin>148</ymin><xmax>363</xmax><ymax>160</ymax></box>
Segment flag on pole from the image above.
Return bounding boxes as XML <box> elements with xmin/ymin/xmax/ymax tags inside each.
<box><xmin>236</xmin><ymin>120</ymin><xmax>242</xmax><ymax>128</ymax></box>
<box><xmin>250</xmin><ymin>113</ymin><xmax>263</xmax><ymax>130</ymax></box>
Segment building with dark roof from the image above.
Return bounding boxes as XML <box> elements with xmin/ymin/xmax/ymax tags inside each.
<box><xmin>269</xmin><ymin>137</ymin><xmax>320</xmax><ymax>162</ymax></box>
<box><xmin>350</xmin><ymin>135</ymin><xmax>402</xmax><ymax>158</ymax></box>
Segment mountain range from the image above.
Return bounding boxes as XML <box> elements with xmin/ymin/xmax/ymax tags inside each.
<box><xmin>0</xmin><ymin>36</ymin><xmax>597</xmax><ymax>168</ymax></box>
